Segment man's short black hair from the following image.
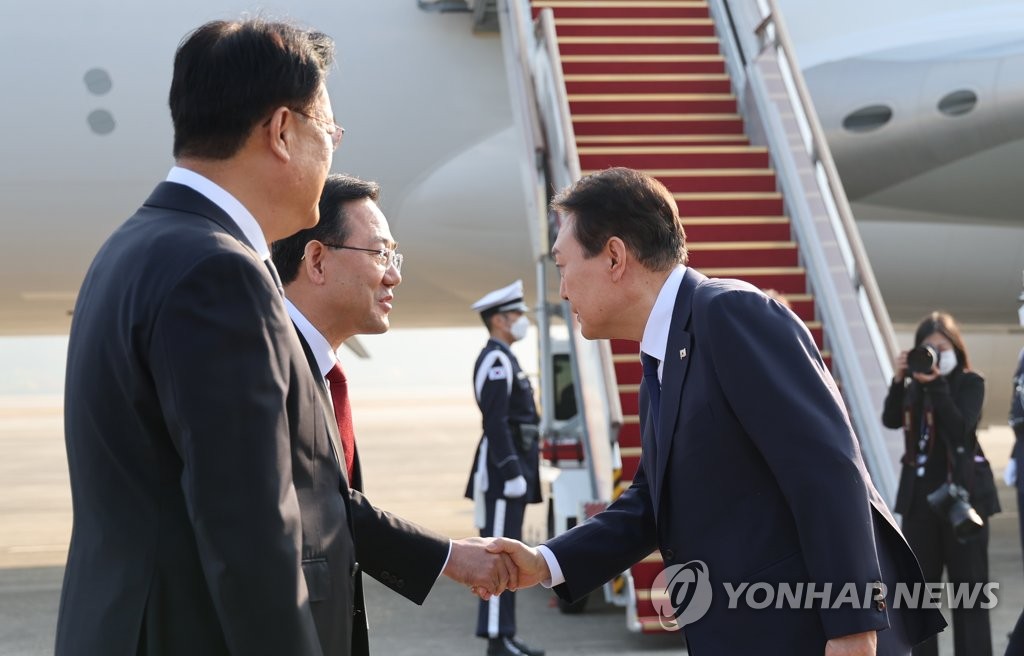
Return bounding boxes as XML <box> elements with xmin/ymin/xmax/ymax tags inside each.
<box><xmin>552</xmin><ymin>167</ymin><xmax>687</xmax><ymax>270</ymax></box>
<box><xmin>170</xmin><ymin>19</ymin><xmax>335</xmax><ymax>160</ymax></box>
<box><xmin>271</xmin><ymin>174</ymin><xmax>381</xmax><ymax>284</ymax></box>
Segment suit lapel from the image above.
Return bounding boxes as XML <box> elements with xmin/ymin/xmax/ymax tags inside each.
<box><xmin>652</xmin><ymin>267</ymin><xmax>703</xmax><ymax>516</ymax></box>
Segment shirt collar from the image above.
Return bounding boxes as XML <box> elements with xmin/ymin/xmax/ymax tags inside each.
<box><xmin>284</xmin><ymin>298</ymin><xmax>338</xmax><ymax>379</ymax></box>
<box><xmin>166</xmin><ymin>166</ymin><xmax>270</xmax><ymax>260</ymax></box>
<box><xmin>640</xmin><ymin>264</ymin><xmax>687</xmax><ymax>364</ymax></box>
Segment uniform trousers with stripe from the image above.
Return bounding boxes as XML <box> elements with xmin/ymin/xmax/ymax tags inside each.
<box><xmin>476</xmin><ymin>495</ymin><xmax>526</xmax><ymax>638</ymax></box>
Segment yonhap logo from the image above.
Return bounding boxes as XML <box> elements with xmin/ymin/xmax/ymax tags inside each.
<box><xmin>652</xmin><ymin>560</ymin><xmax>713</xmax><ymax>631</ymax></box>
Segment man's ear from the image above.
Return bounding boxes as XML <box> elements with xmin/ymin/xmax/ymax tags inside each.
<box><xmin>265</xmin><ymin>107</ymin><xmax>293</xmax><ymax>163</ymax></box>
<box><xmin>606</xmin><ymin>236</ymin><xmax>628</xmax><ymax>282</ymax></box>
<box><xmin>303</xmin><ymin>241</ymin><xmax>328</xmax><ymax>284</ymax></box>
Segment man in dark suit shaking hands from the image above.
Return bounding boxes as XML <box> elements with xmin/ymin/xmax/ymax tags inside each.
<box><xmin>58</xmin><ymin>19</ymin><xmax>356</xmax><ymax>656</ymax></box>
<box><xmin>271</xmin><ymin>174</ymin><xmax>517</xmax><ymax>654</ymax></box>
<box><xmin>487</xmin><ymin>167</ymin><xmax>947</xmax><ymax>655</ymax></box>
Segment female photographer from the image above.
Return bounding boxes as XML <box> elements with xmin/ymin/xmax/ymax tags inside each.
<box><xmin>882</xmin><ymin>311</ymin><xmax>999</xmax><ymax>656</ymax></box>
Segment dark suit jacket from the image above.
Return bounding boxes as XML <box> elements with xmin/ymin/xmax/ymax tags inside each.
<box><xmin>292</xmin><ymin>329</ymin><xmax>451</xmax><ymax>655</ymax></box>
<box><xmin>546</xmin><ymin>269</ymin><xmax>946</xmax><ymax>655</ymax></box>
<box><xmin>57</xmin><ymin>182</ymin><xmax>355</xmax><ymax>656</ymax></box>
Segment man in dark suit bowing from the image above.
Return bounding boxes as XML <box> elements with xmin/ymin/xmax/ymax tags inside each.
<box><xmin>487</xmin><ymin>167</ymin><xmax>947</xmax><ymax>655</ymax></box>
<box><xmin>58</xmin><ymin>19</ymin><xmax>357</xmax><ymax>656</ymax></box>
<box><xmin>271</xmin><ymin>174</ymin><xmax>517</xmax><ymax>654</ymax></box>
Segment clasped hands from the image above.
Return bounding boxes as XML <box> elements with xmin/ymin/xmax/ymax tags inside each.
<box><xmin>442</xmin><ymin>537</ymin><xmax>550</xmax><ymax>600</ymax></box>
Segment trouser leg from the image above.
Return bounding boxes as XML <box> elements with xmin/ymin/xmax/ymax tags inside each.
<box><xmin>903</xmin><ymin>506</ymin><xmax>944</xmax><ymax>656</ymax></box>
<box><xmin>1017</xmin><ymin>457</ymin><xmax>1024</xmax><ymax>576</ymax></box>
<box><xmin>476</xmin><ymin>496</ymin><xmax>526</xmax><ymax>638</ymax></box>
<box><xmin>941</xmin><ymin>521</ymin><xmax>991</xmax><ymax>656</ymax></box>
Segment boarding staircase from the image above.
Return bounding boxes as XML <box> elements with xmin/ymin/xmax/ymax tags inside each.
<box><xmin>500</xmin><ymin>0</ymin><xmax>902</xmax><ymax>634</ymax></box>
<box><xmin>534</xmin><ymin>0</ymin><xmax>824</xmax><ymax>632</ymax></box>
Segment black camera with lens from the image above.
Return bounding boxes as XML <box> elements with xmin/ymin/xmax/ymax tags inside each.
<box><xmin>926</xmin><ymin>482</ymin><xmax>984</xmax><ymax>540</ymax></box>
<box><xmin>906</xmin><ymin>344</ymin><xmax>940</xmax><ymax>375</ymax></box>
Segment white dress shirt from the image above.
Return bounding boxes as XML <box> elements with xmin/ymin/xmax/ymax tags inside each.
<box><xmin>285</xmin><ymin>299</ymin><xmax>339</xmax><ymax>379</ymax></box>
<box><xmin>537</xmin><ymin>264</ymin><xmax>687</xmax><ymax>587</ymax></box>
<box><xmin>166</xmin><ymin>166</ymin><xmax>271</xmax><ymax>260</ymax></box>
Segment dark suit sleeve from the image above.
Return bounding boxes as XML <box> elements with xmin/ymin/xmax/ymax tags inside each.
<box><xmin>1012</xmin><ymin>350</ymin><xmax>1024</xmax><ymax>457</ymax></box>
<box><xmin>704</xmin><ymin>290</ymin><xmax>888</xmax><ymax>640</ymax></box>
<box><xmin>545</xmin><ymin>460</ymin><xmax>658</xmax><ymax>603</ymax></box>
<box><xmin>349</xmin><ymin>489</ymin><xmax>450</xmax><ymax>604</ymax></box>
<box><xmin>881</xmin><ymin>379</ymin><xmax>905</xmax><ymax>429</ymax></box>
<box><xmin>924</xmin><ymin>373</ymin><xmax>984</xmax><ymax>452</ymax></box>
<box><xmin>478</xmin><ymin>355</ymin><xmax>523</xmax><ymax>481</ymax></box>
<box><xmin>149</xmin><ymin>253</ymin><xmax>320</xmax><ymax>655</ymax></box>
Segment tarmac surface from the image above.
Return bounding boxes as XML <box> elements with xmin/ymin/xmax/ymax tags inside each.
<box><xmin>1</xmin><ymin>392</ymin><xmax>1021</xmax><ymax>655</ymax></box>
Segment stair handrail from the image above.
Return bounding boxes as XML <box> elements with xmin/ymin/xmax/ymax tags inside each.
<box><xmin>707</xmin><ymin>0</ymin><xmax>904</xmax><ymax>502</ymax></box>
<box><xmin>498</xmin><ymin>0</ymin><xmax>621</xmax><ymax>503</ymax></box>
<box><xmin>753</xmin><ymin>0</ymin><xmax>899</xmax><ymax>363</ymax></box>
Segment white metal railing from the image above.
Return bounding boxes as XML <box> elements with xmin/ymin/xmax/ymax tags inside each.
<box><xmin>709</xmin><ymin>0</ymin><xmax>904</xmax><ymax>502</ymax></box>
<box><xmin>498</xmin><ymin>0</ymin><xmax>621</xmax><ymax>503</ymax></box>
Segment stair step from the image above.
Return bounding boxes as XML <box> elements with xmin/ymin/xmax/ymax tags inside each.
<box><xmin>560</xmin><ymin>54</ymin><xmax>725</xmax><ymax>75</ymax></box>
<box><xmin>682</xmin><ymin>216</ymin><xmax>791</xmax><ymax>242</ymax></box>
<box><xmin>576</xmin><ymin>134</ymin><xmax>750</xmax><ymax>147</ymax></box>
<box><xmin>699</xmin><ymin>266</ymin><xmax>807</xmax><ymax>294</ymax></box>
<box><xmin>674</xmin><ymin>191</ymin><xmax>784</xmax><ymax>216</ymax></box>
<box><xmin>565</xmin><ymin>73</ymin><xmax>732</xmax><ymax>95</ymax></box>
<box><xmin>553</xmin><ymin>17</ymin><xmax>716</xmax><ymax>37</ymax></box>
<box><xmin>578</xmin><ymin>144</ymin><xmax>769</xmax><ymax>169</ymax></box>
<box><xmin>557</xmin><ymin>36</ymin><xmax>721</xmax><ymax>56</ymax></box>
<box><xmin>688</xmin><ymin>239</ymin><xmax>797</xmax><ymax>267</ymax></box>
<box><xmin>573</xmin><ymin>112</ymin><xmax>743</xmax><ymax>136</ymax></box>
<box><xmin>636</xmin><ymin>615</ymin><xmax>676</xmax><ymax>633</ymax></box>
<box><xmin>532</xmin><ymin>1</ymin><xmax>711</xmax><ymax>20</ymax></box>
<box><xmin>618</xmin><ymin>167</ymin><xmax>776</xmax><ymax>191</ymax></box>
<box><xmin>569</xmin><ymin>92</ymin><xmax>737</xmax><ymax>114</ymax></box>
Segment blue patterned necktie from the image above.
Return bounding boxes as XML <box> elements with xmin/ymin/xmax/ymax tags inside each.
<box><xmin>641</xmin><ymin>352</ymin><xmax>662</xmax><ymax>438</ymax></box>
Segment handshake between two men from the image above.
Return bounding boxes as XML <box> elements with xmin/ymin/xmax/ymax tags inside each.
<box><xmin>443</xmin><ymin>537</ymin><xmax>548</xmax><ymax>600</ymax></box>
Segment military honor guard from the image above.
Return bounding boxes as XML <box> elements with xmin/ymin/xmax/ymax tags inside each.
<box><xmin>465</xmin><ymin>281</ymin><xmax>544</xmax><ymax>656</ymax></box>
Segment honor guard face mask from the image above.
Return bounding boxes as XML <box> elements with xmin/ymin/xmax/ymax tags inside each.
<box><xmin>510</xmin><ymin>315</ymin><xmax>530</xmax><ymax>342</ymax></box>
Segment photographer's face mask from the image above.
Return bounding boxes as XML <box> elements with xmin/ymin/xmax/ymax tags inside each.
<box><xmin>1018</xmin><ymin>303</ymin><xmax>1024</xmax><ymax>327</ymax></box>
<box><xmin>938</xmin><ymin>349</ymin><xmax>958</xmax><ymax>376</ymax></box>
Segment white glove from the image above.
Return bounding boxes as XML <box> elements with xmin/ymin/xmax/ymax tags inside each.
<box><xmin>503</xmin><ymin>475</ymin><xmax>527</xmax><ymax>498</ymax></box>
<box><xmin>1005</xmin><ymin>459</ymin><xmax>1018</xmax><ymax>487</ymax></box>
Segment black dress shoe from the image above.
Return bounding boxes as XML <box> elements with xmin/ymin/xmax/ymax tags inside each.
<box><xmin>487</xmin><ymin>636</ymin><xmax>545</xmax><ymax>656</ymax></box>
<box><xmin>510</xmin><ymin>636</ymin><xmax>545</xmax><ymax>656</ymax></box>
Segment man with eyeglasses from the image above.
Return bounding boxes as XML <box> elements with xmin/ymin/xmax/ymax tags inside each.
<box><xmin>465</xmin><ymin>280</ymin><xmax>545</xmax><ymax>656</ymax></box>
<box><xmin>58</xmin><ymin>19</ymin><xmax>359</xmax><ymax>656</ymax></box>
<box><xmin>272</xmin><ymin>174</ymin><xmax>518</xmax><ymax>654</ymax></box>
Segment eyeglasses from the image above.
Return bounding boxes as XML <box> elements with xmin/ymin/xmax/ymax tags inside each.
<box><xmin>322</xmin><ymin>243</ymin><xmax>403</xmax><ymax>272</ymax></box>
<box><xmin>292</xmin><ymin>109</ymin><xmax>345</xmax><ymax>151</ymax></box>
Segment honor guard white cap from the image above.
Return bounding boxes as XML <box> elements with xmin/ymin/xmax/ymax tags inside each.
<box><xmin>472</xmin><ymin>280</ymin><xmax>529</xmax><ymax>316</ymax></box>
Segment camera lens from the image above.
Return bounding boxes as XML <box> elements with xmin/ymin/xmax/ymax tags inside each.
<box><xmin>907</xmin><ymin>345</ymin><xmax>939</xmax><ymax>374</ymax></box>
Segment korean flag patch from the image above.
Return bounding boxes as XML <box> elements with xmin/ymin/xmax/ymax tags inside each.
<box><xmin>488</xmin><ymin>366</ymin><xmax>508</xmax><ymax>381</ymax></box>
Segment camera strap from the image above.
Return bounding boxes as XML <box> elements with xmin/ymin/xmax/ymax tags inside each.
<box><xmin>904</xmin><ymin>395</ymin><xmax>937</xmax><ymax>478</ymax></box>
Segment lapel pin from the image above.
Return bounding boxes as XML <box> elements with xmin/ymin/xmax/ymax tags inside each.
<box><xmin>679</xmin><ymin>348</ymin><xmax>687</xmax><ymax>359</ymax></box>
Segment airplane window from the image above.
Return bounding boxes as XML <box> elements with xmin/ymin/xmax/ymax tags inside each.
<box><xmin>842</xmin><ymin>105</ymin><xmax>892</xmax><ymax>133</ymax></box>
<box><xmin>83</xmin><ymin>68</ymin><xmax>112</xmax><ymax>96</ymax></box>
<box><xmin>87</xmin><ymin>110</ymin><xmax>116</xmax><ymax>135</ymax></box>
<box><xmin>938</xmin><ymin>90</ymin><xmax>978</xmax><ymax>117</ymax></box>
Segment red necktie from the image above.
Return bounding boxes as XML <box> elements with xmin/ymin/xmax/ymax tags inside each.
<box><xmin>325</xmin><ymin>362</ymin><xmax>355</xmax><ymax>482</ymax></box>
